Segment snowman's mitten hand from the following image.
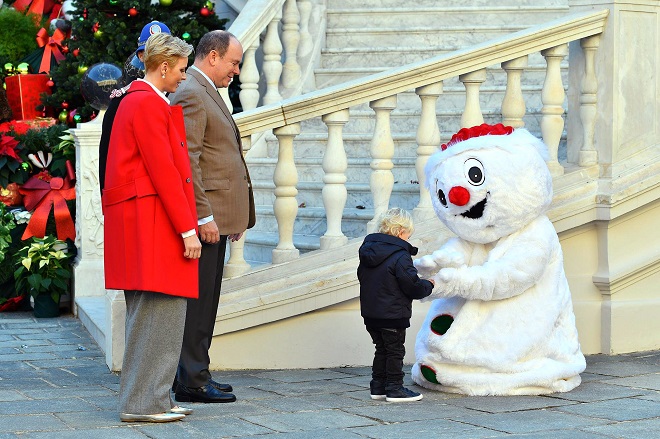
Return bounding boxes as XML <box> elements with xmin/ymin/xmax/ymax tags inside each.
<box><xmin>432</xmin><ymin>249</ymin><xmax>465</xmax><ymax>268</ymax></box>
<box><xmin>414</xmin><ymin>254</ymin><xmax>440</xmax><ymax>277</ymax></box>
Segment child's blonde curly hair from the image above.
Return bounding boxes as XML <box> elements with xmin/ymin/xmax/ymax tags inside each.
<box><xmin>378</xmin><ymin>207</ymin><xmax>414</xmax><ymax>237</ymax></box>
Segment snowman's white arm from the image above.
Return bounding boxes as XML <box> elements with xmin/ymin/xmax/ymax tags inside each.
<box><xmin>414</xmin><ymin>237</ymin><xmax>471</xmax><ymax>276</ymax></box>
<box><xmin>435</xmin><ymin>224</ymin><xmax>555</xmax><ymax>301</ymax></box>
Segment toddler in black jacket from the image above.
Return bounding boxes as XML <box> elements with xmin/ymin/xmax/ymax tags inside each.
<box><xmin>357</xmin><ymin>207</ymin><xmax>434</xmax><ymax>402</ymax></box>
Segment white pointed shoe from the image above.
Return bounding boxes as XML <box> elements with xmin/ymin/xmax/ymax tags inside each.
<box><xmin>120</xmin><ymin>412</ymin><xmax>185</xmax><ymax>422</ymax></box>
<box><xmin>170</xmin><ymin>405</ymin><xmax>193</xmax><ymax>415</ymax></box>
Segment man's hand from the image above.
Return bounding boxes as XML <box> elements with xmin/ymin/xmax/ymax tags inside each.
<box><xmin>228</xmin><ymin>232</ymin><xmax>244</xmax><ymax>242</ymax></box>
<box><xmin>199</xmin><ymin>220</ymin><xmax>220</xmax><ymax>244</ymax></box>
<box><xmin>183</xmin><ymin>235</ymin><xmax>202</xmax><ymax>259</ymax></box>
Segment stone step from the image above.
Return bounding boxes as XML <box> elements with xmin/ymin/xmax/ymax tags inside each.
<box><xmin>326</xmin><ymin>6</ymin><xmax>568</xmax><ymax>30</ymax></box>
<box><xmin>241</xmin><ymin>230</ymin><xmax>322</xmax><ymax>264</ymax></box>
<box><xmin>320</xmin><ymin>47</ymin><xmax>552</xmax><ymax>70</ymax></box>
<box><xmin>325</xmin><ymin>25</ymin><xmax>529</xmax><ymax>48</ymax></box>
<box><xmin>261</xmin><ymin>115</ymin><xmax>550</xmax><ymax>159</ymax></box>
<box><xmin>249</xmin><ymin>156</ymin><xmax>419</xmax><ymax>187</ymax></box>
<box><xmin>294</xmin><ymin>108</ymin><xmax>548</xmax><ymax>136</ymax></box>
<box><xmin>327</xmin><ymin>0</ymin><xmax>567</xmax><ymax>8</ymax></box>
<box><xmin>304</xmin><ymin>83</ymin><xmax>551</xmax><ymax>115</ymax></box>
<box><xmin>249</xmin><ymin>205</ymin><xmax>379</xmax><ymax>239</ymax></box>
<box><xmin>250</xmin><ymin>189</ymin><xmax>420</xmax><ymax>216</ymax></box>
<box><xmin>264</xmin><ymin>132</ymin><xmax>419</xmax><ymax>159</ymax></box>
<box><xmin>314</xmin><ymin>64</ymin><xmax>567</xmax><ymax>90</ymax></box>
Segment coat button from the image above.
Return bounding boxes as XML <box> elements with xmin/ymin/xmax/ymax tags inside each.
<box><xmin>186</xmin><ymin>178</ymin><xmax>191</xmax><ymax>183</ymax></box>
<box><xmin>180</xmin><ymin>141</ymin><xmax>184</xmax><ymax>147</ymax></box>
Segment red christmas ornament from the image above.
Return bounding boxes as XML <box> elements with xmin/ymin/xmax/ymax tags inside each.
<box><xmin>83</xmin><ymin>8</ymin><xmax>88</xmax><ymax>19</ymax></box>
<box><xmin>128</xmin><ymin>7</ymin><xmax>138</xmax><ymax>17</ymax></box>
<box><xmin>92</xmin><ymin>22</ymin><xmax>99</xmax><ymax>32</ymax></box>
<box><xmin>61</xmin><ymin>45</ymin><xmax>69</xmax><ymax>54</ymax></box>
<box><xmin>61</xmin><ymin>101</ymin><xmax>69</xmax><ymax>109</ymax></box>
<box><xmin>200</xmin><ymin>6</ymin><xmax>210</xmax><ymax>16</ymax></box>
<box><xmin>73</xmin><ymin>48</ymin><xmax>80</xmax><ymax>57</ymax></box>
<box><xmin>46</xmin><ymin>79</ymin><xmax>54</xmax><ymax>87</ymax></box>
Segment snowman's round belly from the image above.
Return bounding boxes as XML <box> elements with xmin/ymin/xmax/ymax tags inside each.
<box><xmin>419</xmin><ymin>293</ymin><xmax>559</xmax><ymax>367</ymax></box>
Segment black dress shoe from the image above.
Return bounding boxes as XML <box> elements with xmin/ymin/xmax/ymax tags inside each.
<box><xmin>175</xmin><ymin>383</ymin><xmax>236</xmax><ymax>403</ymax></box>
<box><xmin>209</xmin><ymin>378</ymin><xmax>233</xmax><ymax>393</ymax></box>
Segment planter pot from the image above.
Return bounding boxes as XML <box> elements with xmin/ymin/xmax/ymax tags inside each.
<box><xmin>32</xmin><ymin>294</ymin><xmax>60</xmax><ymax>318</ymax></box>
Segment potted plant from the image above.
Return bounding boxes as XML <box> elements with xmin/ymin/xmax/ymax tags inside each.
<box><xmin>0</xmin><ymin>202</ymin><xmax>18</xmax><ymax>309</ymax></box>
<box><xmin>14</xmin><ymin>235</ymin><xmax>72</xmax><ymax>318</ymax></box>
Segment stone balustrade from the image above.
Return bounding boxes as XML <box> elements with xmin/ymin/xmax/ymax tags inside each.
<box><xmin>72</xmin><ymin>7</ymin><xmax>625</xmax><ymax>370</ymax></box>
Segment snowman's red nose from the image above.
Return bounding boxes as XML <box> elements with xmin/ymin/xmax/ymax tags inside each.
<box><xmin>448</xmin><ymin>186</ymin><xmax>470</xmax><ymax>206</ymax></box>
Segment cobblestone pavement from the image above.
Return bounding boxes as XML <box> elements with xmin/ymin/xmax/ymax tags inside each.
<box><xmin>1</xmin><ymin>312</ymin><xmax>659</xmax><ymax>438</ymax></box>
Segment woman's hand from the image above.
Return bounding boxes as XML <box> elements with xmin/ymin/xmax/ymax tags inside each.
<box><xmin>183</xmin><ymin>235</ymin><xmax>202</xmax><ymax>259</ymax></box>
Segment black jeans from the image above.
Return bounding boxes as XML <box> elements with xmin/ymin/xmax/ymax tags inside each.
<box><xmin>366</xmin><ymin>326</ymin><xmax>407</xmax><ymax>389</ymax></box>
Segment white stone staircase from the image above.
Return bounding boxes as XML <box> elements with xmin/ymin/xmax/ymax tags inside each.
<box><xmin>242</xmin><ymin>0</ymin><xmax>571</xmax><ymax>266</ymax></box>
<box><xmin>245</xmin><ymin>0</ymin><xmax>568</xmax><ymax>266</ymax></box>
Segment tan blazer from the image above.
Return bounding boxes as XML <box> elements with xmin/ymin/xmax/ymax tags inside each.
<box><xmin>170</xmin><ymin>68</ymin><xmax>255</xmax><ymax>234</ymax></box>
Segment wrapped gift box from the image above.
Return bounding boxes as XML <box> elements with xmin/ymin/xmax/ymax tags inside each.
<box><xmin>5</xmin><ymin>74</ymin><xmax>52</xmax><ymax>120</ymax></box>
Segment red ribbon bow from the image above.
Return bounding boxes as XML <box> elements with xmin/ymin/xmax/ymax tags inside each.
<box><xmin>13</xmin><ymin>0</ymin><xmax>63</xmax><ymax>21</ymax></box>
<box><xmin>19</xmin><ymin>162</ymin><xmax>76</xmax><ymax>241</ymax></box>
<box><xmin>13</xmin><ymin>0</ymin><xmax>46</xmax><ymax>16</ymax></box>
<box><xmin>36</xmin><ymin>27</ymin><xmax>66</xmax><ymax>74</ymax></box>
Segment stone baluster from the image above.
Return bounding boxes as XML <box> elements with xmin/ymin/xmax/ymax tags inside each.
<box><xmin>501</xmin><ymin>56</ymin><xmax>528</xmax><ymax>128</ymax></box>
<box><xmin>72</xmin><ymin>120</ymin><xmax>123</xmax><ymax>370</ymax></box>
<box><xmin>579</xmin><ymin>35</ymin><xmax>600</xmax><ymax>166</ymax></box>
<box><xmin>281</xmin><ymin>0</ymin><xmax>302</xmax><ymax>90</ymax></box>
<box><xmin>459</xmin><ymin>69</ymin><xmax>486</xmax><ymax>128</ymax></box>
<box><xmin>224</xmin><ymin>134</ymin><xmax>254</xmax><ymax>279</ymax></box>
<box><xmin>262</xmin><ymin>11</ymin><xmax>283</xmax><ymax>105</ymax></box>
<box><xmin>541</xmin><ymin>44</ymin><xmax>568</xmax><ymax>176</ymax></box>
<box><xmin>366</xmin><ymin>95</ymin><xmax>397</xmax><ymax>233</ymax></box>
<box><xmin>297</xmin><ymin>0</ymin><xmax>313</xmax><ymax>59</ymax></box>
<box><xmin>414</xmin><ymin>82</ymin><xmax>442</xmax><ymax>222</ymax></box>
<box><xmin>239</xmin><ymin>39</ymin><xmax>261</xmax><ymax>111</ymax></box>
<box><xmin>272</xmin><ymin>123</ymin><xmax>301</xmax><ymax>263</ymax></box>
<box><xmin>320</xmin><ymin>109</ymin><xmax>350</xmax><ymax>249</ymax></box>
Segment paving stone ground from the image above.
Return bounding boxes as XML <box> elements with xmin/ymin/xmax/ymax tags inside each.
<box><xmin>1</xmin><ymin>312</ymin><xmax>658</xmax><ymax>438</ymax></box>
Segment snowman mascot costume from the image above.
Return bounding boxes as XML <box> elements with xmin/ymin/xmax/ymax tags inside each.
<box><xmin>412</xmin><ymin>123</ymin><xmax>585</xmax><ymax>396</ymax></box>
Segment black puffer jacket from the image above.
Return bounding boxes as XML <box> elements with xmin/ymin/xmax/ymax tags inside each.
<box><xmin>358</xmin><ymin>233</ymin><xmax>434</xmax><ymax>328</ymax></box>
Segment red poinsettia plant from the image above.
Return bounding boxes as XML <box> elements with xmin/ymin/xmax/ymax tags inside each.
<box><xmin>0</xmin><ymin>126</ymin><xmax>29</xmax><ymax>188</ymax></box>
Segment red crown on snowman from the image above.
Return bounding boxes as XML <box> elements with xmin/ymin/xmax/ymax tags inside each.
<box><xmin>441</xmin><ymin>123</ymin><xmax>514</xmax><ymax>151</ymax></box>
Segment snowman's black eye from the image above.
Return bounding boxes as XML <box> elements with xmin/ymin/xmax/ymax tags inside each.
<box><xmin>464</xmin><ymin>158</ymin><xmax>484</xmax><ymax>186</ymax></box>
<box><xmin>438</xmin><ymin>189</ymin><xmax>447</xmax><ymax>207</ymax></box>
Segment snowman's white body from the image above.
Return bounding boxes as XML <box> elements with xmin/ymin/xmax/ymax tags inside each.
<box><xmin>413</xmin><ymin>126</ymin><xmax>585</xmax><ymax>395</ymax></box>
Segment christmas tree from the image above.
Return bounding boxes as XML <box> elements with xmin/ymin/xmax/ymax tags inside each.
<box><xmin>43</xmin><ymin>0</ymin><xmax>227</xmax><ymax>122</ymax></box>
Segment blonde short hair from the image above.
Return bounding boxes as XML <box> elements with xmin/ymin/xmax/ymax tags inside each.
<box><xmin>378</xmin><ymin>207</ymin><xmax>414</xmax><ymax>237</ymax></box>
<box><xmin>143</xmin><ymin>33</ymin><xmax>193</xmax><ymax>73</ymax></box>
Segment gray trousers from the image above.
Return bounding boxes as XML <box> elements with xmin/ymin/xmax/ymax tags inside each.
<box><xmin>119</xmin><ymin>290</ymin><xmax>187</xmax><ymax>414</ymax></box>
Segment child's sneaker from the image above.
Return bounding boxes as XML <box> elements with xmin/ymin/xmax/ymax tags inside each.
<box><xmin>385</xmin><ymin>386</ymin><xmax>423</xmax><ymax>402</ymax></box>
<box><xmin>369</xmin><ymin>380</ymin><xmax>386</xmax><ymax>400</ymax></box>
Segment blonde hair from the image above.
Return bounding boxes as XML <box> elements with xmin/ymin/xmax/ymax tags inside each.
<box><xmin>143</xmin><ymin>33</ymin><xmax>193</xmax><ymax>73</ymax></box>
<box><xmin>378</xmin><ymin>207</ymin><xmax>414</xmax><ymax>237</ymax></box>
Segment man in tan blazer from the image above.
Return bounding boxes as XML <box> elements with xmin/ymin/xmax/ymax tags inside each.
<box><xmin>170</xmin><ymin>30</ymin><xmax>255</xmax><ymax>404</ymax></box>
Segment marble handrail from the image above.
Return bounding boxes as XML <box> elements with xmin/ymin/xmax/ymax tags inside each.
<box><xmin>234</xmin><ymin>9</ymin><xmax>609</xmax><ymax>135</ymax></box>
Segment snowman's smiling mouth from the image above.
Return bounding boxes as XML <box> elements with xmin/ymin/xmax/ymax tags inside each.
<box><xmin>460</xmin><ymin>193</ymin><xmax>488</xmax><ymax>219</ymax></box>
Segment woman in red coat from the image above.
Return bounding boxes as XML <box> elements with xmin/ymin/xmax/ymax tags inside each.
<box><xmin>101</xmin><ymin>32</ymin><xmax>201</xmax><ymax>423</ymax></box>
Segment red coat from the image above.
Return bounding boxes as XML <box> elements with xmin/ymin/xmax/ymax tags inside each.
<box><xmin>102</xmin><ymin>81</ymin><xmax>199</xmax><ymax>298</ymax></box>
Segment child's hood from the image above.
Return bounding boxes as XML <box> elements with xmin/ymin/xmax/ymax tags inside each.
<box><xmin>359</xmin><ymin>233</ymin><xmax>418</xmax><ymax>267</ymax></box>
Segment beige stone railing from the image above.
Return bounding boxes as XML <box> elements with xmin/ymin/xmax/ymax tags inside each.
<box><xmin>228</xmin><ymin>0</ymin><xmax>324</xmax><ymax>112</ymax></box>
<box><xmin>222</xmin><ymin>9</ymin><xmax>609</xmax><ymax>276</ymax></box>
